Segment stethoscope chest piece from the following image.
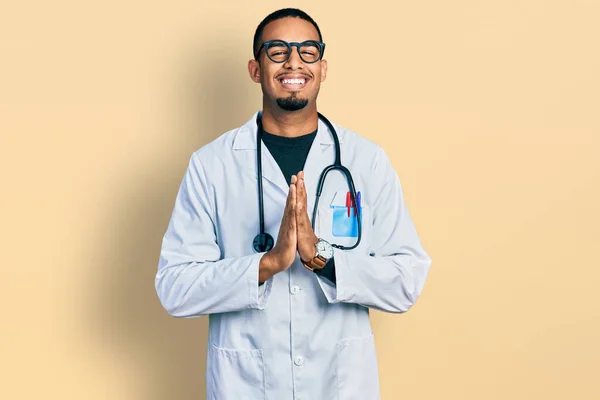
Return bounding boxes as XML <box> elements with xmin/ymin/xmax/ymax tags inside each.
<box><xmin>253</xmin><ymin>232</ymin><xmax>274</xmax><ymax>252</ymax></box>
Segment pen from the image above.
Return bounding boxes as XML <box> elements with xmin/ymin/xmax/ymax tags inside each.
<box><xmin>346</xmin><ymin>191</ymin><xmax>351</xmax><ymax>217</ymax></box>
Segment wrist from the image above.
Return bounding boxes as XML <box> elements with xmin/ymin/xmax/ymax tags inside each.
<box><xmin>301</xmin><ymin>238</ymin><xmax>333</xmax><ymax>272</ymax></box>
<box><xmin>300</xmin><ymin>236</ymin><xmax>319</xmax><ymax>262</ymax></box>
<box><xmin>262</xmin><ymin>251</ymin><xmax>283</xmax><ymax>273</ymax></box>
<box><xmin>259</xmin><ymin>252</ymin><xmax>278</xmax><ymax>284</ymax></box>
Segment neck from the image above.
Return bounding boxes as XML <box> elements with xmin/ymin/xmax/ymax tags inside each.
<box><xmin>261</xmin><ymin>101</ymin><xmax>319</xmax><ymax>138</ymax></box>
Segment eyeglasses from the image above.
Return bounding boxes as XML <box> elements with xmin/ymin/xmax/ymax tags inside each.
<box><xmin>255</xmin><ymin>40</ymin><xmax>326</xmax><ymax>64</ymax></box>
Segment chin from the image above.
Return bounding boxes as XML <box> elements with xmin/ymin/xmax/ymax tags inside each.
<box><xmin>276</xmin><ymin>96</ymin><xmax>310</xmax><ymax>112</ymax></box>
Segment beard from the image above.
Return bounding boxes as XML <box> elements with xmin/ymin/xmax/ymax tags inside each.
<box><xmin>276</xmin><ymin>93</ymin><xmax>309</xmax><ymax>111</ymax></box>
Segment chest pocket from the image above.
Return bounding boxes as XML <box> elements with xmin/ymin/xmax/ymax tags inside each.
<box><xmin>316</xmin><ymin>190</ymin><xmax>371</xmax><ymax>254</ymax></box>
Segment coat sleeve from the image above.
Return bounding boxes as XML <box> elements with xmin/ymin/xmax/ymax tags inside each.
<box><xmin>315</xmin><ymin>146</ymin><xmax>432</xmax><ymax>313</ymax></box>
<box><xmin>155</xmin><ymin>153</ymin><xmax>273</xmax><ymax>318</ymax></box>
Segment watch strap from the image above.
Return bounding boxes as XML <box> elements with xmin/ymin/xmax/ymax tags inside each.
<box><xmin>302</xmin><ymin>254</ymin><xmax>328</xmax><ymax>272</ymax></box>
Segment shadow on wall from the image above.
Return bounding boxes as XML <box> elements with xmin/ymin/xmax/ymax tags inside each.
<box><xmin>91</xmin><ymin>39</ymin><xmax>257</xmax><ymax>400</ymax></box>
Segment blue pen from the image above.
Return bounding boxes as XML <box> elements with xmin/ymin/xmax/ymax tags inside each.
<box><xmin>356</xmin><ymin>191</ymin><xmax>361</xmax><ymax>216</ymax></box>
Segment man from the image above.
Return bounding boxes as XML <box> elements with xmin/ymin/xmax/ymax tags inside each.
<box><xmin>156</xmin><ymin>8</ymin><xmax>431</xmax><ymax>400</ymax></box>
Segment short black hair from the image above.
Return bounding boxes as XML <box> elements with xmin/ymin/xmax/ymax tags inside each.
<box><xmin>253</xmin><ymin>8</ymin><xmax>323</xmax><ymax>59</ymax></box>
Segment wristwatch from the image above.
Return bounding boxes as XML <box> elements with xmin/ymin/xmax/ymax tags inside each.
<box><xmin>301</xmin><ymin>238</ymin><xmax>334</xmax><ymax>272</ymax></box>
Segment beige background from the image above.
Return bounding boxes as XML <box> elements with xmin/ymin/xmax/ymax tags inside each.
<box><xmin>1</xmin><ymin>0</ymin><xmax>599</xmax><ymax>399</ymax></box>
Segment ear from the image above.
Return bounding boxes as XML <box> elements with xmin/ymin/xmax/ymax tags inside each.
<box><xmin>248</xmin><ymin>59</ymin><xmax>261</xmax><ymax>83</ymax></box>
<box><xmin>320</xmin><ymin>59</ymin><xmax>328</xmax><ymax>82</ymax></box>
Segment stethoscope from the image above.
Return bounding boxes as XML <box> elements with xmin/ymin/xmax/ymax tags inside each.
<box><xmin>252</xmin><ymin>112</ymin><xmax>362</xmax><ymax>253</ymax></box>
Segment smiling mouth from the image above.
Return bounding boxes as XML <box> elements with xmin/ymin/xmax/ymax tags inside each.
<box><xmin>278</xmin><ymin>77</ymin><xmax>309</xmax><ymax>90</ymax></box>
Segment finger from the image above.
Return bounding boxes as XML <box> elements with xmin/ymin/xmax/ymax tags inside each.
<box><xmin>296</xmin><ymin>195</ymin><xmax>303</xmax><ymax>220</ymax></box>
<box><xmin>302</xmin><ymin>177</ymin><xmax>307</xmax><ymax>200</ymax></box>
<box><xmin>299</xmin><ymin>180</ymin><xmax>312</xmax><ymax>226</ymax></box>
<box><xmin>282</xmin><ymin>185</ymin><xmax>293</xmax><ymax>229</ymax></box>
<box><xmin>290</xmin><ymin>184</ymin><xmax>297</xmax><ymax>228</ymax></box>
<box><xmin>291</xmin><ymin>183</ymin><xmax>296</xmax><ymax>205</ymax></box>
<box><xmin>283</xmin><ymin>183</ymin><xmax>295</xmax><ymax>222</ymax></box>
<box><xmin>298</xmin><ymin>178</ymin><xmax>307</xmax><ymax>204</ymax></box>
<box><xmin>291</xmin><ymin>175</ymin><xmax>297</xmax><ymax>185</ymax></box>
<box><xmin>287</xmin><ymin>184</ymin><xmax>296</xmax><ymax>212</ymax></box>
<box><xmin>297</xmin><ymin>172</ymin><xmax>304</xmax><ymax>195</ymax></box>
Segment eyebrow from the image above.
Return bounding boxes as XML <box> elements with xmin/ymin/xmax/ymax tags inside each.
<box><xmin>269</xmin><ymin>41</ymin><xmax>288</xmax><ymax>47</ymax></box>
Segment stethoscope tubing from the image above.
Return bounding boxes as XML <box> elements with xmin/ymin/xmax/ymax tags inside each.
<box><xmin>254</xmin><ymin>112</ymin><xmax>361</xmax><ymax>252</ymax></box>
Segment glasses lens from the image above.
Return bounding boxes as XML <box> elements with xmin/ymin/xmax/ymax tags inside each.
<box><xmin>299</xmin><ymin>41</ymin><xmax>321</xmax><ymax>63</ymax></box>
<box><xmin>267</xmin><ymin>41</ymin><xmax>290</xmax><ymax>62</ymax></box>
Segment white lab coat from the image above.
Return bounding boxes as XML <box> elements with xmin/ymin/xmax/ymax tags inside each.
<box><xmin>156</xmin><ymin>112</ymin><xmax>432</xmax><ymax>400</ymax></box>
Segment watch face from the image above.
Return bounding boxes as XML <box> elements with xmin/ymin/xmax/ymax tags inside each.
<box><xmin>316</xmin><ymin>239</ymin><xmax>333</xmax><ymax>259</ymax></box>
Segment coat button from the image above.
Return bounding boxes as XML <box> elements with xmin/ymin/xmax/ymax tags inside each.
<box><xmin>290</xmin><ymin>285</ymin><xmax>300</xmax><ymax>295</ymax></box>
<box><xmin>294</xmin><ymin>356</ymin><xmax>304</xmax><ymax>366</ymax></box>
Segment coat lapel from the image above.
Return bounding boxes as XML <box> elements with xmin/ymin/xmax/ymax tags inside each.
<box><xmin>232</xmin><ymin>113</ymin><xmax>344</xmax><ymax>198</ymax></box>
<box><xmin>232</xmin><ymin>113</ymin><xmax>289</xmax><ymax>196</ymax></box>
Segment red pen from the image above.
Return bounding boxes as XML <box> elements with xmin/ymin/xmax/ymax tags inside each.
<box><xmin>346</xmin><ymin>191</ymin><xmax>351</xmax><ymax>217</ymax></box>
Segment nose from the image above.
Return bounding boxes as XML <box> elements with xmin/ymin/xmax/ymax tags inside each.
<box><xmin>283</xmin><ymin>46</ymin><xmax>303</xmax><ymax>69</ymax></box>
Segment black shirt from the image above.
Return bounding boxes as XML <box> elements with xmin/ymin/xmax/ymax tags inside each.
<box><xmin>261</xmin><ymin>128</ymin><xmax>317</xmax><ymax>184</ymax></box>
<box><xmin>260</xmin><ymin>128</ymin><xmax>336</xmax><ymax>285</ymax></box>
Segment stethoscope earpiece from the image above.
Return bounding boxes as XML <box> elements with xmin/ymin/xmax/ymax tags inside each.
<box><xmin>253</xmin><ymin>233</ymin><xmax>274</xmax><ymax>252</ymax></box>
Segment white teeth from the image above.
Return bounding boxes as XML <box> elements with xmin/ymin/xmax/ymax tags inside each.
<box><xmin>282</xmin><ymin>78</ymin><xmax>305</xmax><ymax>85</ymax></box>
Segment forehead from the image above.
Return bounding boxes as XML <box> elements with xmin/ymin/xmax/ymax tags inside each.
<box><xmin>261</xmin><ymin>17</ymin><xmax>320</xmax><ymax>42</ymax></box>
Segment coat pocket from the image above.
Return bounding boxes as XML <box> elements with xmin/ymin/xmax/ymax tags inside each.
<box><xmin>317</xmin><ymin>190</ymin><xmax>371</xmax><ymax>252</ymax></box>
<box><xmin>206</xmin><ymin>341</ymin><xmax>265</xmax><ymax>400</ymax></box>
<box><xmin>336</xmin><ymin>333</ymin><xmax>380</xmax><ymax>400</ymax></box>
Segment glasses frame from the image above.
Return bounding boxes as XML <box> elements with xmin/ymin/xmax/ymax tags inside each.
<box><xmin>255</xmin><ymin>40</ymin><xmax>326</xmax><ymax>64</ymax></box>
